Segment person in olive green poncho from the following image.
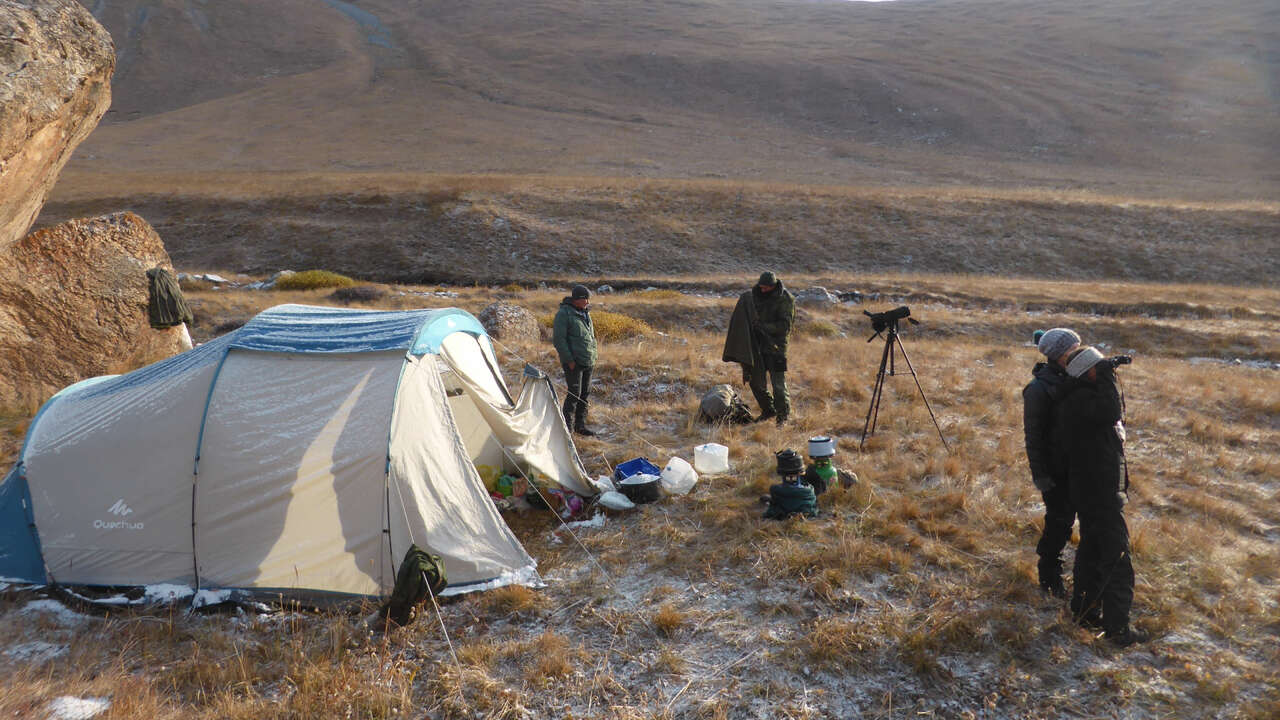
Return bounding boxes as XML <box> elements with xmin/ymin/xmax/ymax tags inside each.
<box><xmin>723</xmin><ymin>271</ymin><xmax>796</xmax><ymax>426</ymax></box>
<box><xmin>553</xmin><ymin>284</ymin><xmax>599</xmax><ymax>436</ymax></box>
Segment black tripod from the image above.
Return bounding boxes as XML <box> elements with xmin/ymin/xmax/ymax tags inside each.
<box><xmin>860</xmin><ymin>316</ymin><xmax>949</xmax><ymax>450</ymax></box>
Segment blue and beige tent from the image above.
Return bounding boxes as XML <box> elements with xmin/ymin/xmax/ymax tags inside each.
<box><xmin>0</xmin><ymin>305</ymin><xmax>594</xmax><ymax>597</ymax></box>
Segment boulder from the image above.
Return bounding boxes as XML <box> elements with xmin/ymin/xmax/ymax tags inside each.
<box><xmin>794</xmin><ymin>286</ymin><xmax>841</xmax><ymax>306</ymax></box>
<box><xmin>477</xmin><ymin>302</ymin><xmax>540</xmax><ymax>344</ymax></box>
<box><xmin>0</xmin><ymin>212</ymin><xmax>192</xmax><ymax>409</ymax></box>
<box><xmin>0</xmin><ymin>0</ymin><xmax>114</xmax><ymax>251</ymax></box>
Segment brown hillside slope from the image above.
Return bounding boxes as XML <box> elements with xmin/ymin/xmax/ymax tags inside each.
<box><xmin>39</xmin><ymin>175</ymin><xmax>1279</xmax><ymax>286</ymax></box>
<box><xmin>59</xmin><ymin>0</ymin><xmax>1279</xmax><ymax>200</ymax></box>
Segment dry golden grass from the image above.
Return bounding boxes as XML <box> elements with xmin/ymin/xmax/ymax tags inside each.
<box><xmin>3</xmin><ymin>273</ymin><xmax>1278</xmax><ymax>718</ymax></box>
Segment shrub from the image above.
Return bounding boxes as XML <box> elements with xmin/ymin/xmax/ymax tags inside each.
<box><xmin>275</xmin><ymin>270</ymin><xmax>358</xmax><ymax>291</ymax></box>
<box><xmin>637</xmin><ymin>288</ymin><xmax>684</xmax><ymax>300</ymax></box>
<box><xmin>538</xmin><ymin>310</ymin><xmax>652</xmax><ymax>343</ymax></box>
<box><xmin>651</xmin><ymin>602</ymin><xmax>686</xmax><ymax>637</ymax></box>
<box><xmin>797</xmin><ymin>319</ymin><xmax>841</xmax><ymax>338</ymax></box>
<box><xmin>591</xmin><ymin>310</ymin><xmax>653</xmax><ymax>342</ymax></box>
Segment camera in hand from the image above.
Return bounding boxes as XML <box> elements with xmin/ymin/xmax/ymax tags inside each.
<box><xmin>863</xmin><ymin>305</ymin><xmax>915</xmax><ymax>335</ymax></box>
<box><xmin>1100</xmin><ymin>355</ymin><xmax>1132</xmax><ymax>370</ymax></box>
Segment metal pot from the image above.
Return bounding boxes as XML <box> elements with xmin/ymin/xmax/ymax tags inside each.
<box><xmin>617</xmin><ymin>473</ymin><xmax>661</xmax><ymax>504</ymax></box>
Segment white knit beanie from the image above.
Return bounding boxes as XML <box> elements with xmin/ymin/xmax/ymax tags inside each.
<box><xmin>1066</xmin><ymin>346</ymin><xmax>1105</xmax><ymax>378</ymax></box>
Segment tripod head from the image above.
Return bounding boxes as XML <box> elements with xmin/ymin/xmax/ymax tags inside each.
<box><xmin>864</xmin><ymin>305</ymin><xmax>918</xmax><ymax>342</ymax></box>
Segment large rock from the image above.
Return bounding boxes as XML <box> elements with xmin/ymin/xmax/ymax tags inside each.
<box><xmin>477</xmin><ymin>302</ymin><xmax>540</xmax><ymax>344</ymax></box>
<box><xmin>0</xmin><ymin>0</ymin><xmax>114</xmax><ymax>251</ymax></box>
<box><xmin>0</xmin><ymin>212</ymin><xmax>192</xmax><ymax>409</ymax></box>
<box><xmin>794</xmin><ymin>286</ymin><xmax>841</xmax><ymax>306</ymax></box>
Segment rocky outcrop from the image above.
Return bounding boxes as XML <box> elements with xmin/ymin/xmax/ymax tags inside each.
<box><xmin>0</xmin><ymin>0</ymin><xmax>114</xmax><ymax>251</ymax></box>
<box><xmin>477</xmin><ymin>302</ymin><xmax>540</xmax><ymax>344</ymax></box>
<box><xmin>0</xmin><ymin>213</ymin><xmax>192</xmax><ymax>409</ymax></box>
<box><xmin>794</xmin><ymin>286</ymin><xmax>841</xmax><ymax>306</ymax></box>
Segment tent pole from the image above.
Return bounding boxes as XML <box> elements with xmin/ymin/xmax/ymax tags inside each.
<box><xmin>190</xmin><ymin>347</ymin><xmax>233</xmax><ymax>591</ymax></box>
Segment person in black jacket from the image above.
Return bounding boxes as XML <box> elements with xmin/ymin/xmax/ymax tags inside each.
<box><xmin>1023</xmin><ymin>328</ymin><xmax>1081</xmax><ymax>598</ymax></box>
<box><xmin>1055</xmin><ymin>346</ymin><xmax>1147</xmax><ymax>647</ymax></box>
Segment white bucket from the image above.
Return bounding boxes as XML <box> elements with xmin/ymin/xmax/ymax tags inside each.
<box><xmin>660</xmin><ymin>457</ymin><xmax>699</xmax><ymax>495</ymax></box>
<box><xmin>693</xmin><ymin>443</ymin><xmax>730</xmax><ymax>475</ymax></box>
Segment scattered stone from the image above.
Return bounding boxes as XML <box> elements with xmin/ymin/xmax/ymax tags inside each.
<box><xmin>200</xmin><ymin>273</ymin><xmax>228</xmax><ymax>284</ymax></box>
<box><xmin>596</xmin><ymin>285</ymin><xmax>615</xmax><ymax>294</ymax></box>
<box><xmin>795</xmin><ymin>286</ymin><xmax>841</xmax><ymax>306</ymax></box>
<box><xmin>0</xmin><ymin>212</ymin><xmax>192</xmax><ymax>408</ymax></box>
<box><xmin>477</xmin><ymin>302</ymin><xmax>540</xmax><ymax>343</ymax></box>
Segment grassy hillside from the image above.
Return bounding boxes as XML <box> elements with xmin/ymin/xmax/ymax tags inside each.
<box><xmin>55</xmin><ymin>0</ymin><xmax>1280</xmax><ymax>200</ymax></box>
<box><xmin>39</xmin><ymin>173</ymin><xmax>1280</xmax><ymax>287</ymax></box>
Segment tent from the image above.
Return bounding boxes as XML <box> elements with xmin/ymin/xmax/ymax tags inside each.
<box><xmin>0</xmin><ymin>304</ymin><xmax>594</xmax><ymax>598</ymax></box>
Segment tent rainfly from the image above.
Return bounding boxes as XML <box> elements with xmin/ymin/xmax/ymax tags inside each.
<box><xmin>0</xmin><ymin>304</ymin><xmax>595</xmax><ymax>597</ymax></box>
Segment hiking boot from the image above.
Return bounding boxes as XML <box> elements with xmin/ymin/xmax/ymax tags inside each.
<box><xmin>1103</xmin><ymin>626</ymin><xmax>1149</xmax><ymax>647</ymax></box>
<box><xmin>775</xmin><ymin>415</ymin><xmax>788</xmax><ymax>427</ymax></box>
<box><xmin>572</xmin><ymin>407</ymin><xmax>596</xmax><ymax>436</ymax></box>
<box><xmin>1040</xmin><ymin>578</ymin><xmax>1068</xmax><ymax>600</ymax></box>
<box><xmin>754</xmin><ymin>410</ymin><xmax>777</xmax><ymax>423</ymax></box>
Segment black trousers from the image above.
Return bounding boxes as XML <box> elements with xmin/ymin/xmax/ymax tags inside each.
<box><xmin>1072</xmin><ymin>502</ymin><xmax>1135</xmax><ymax>632</ymax></box>
<box><xmin>1036</xmin><ymin>480</ymin><xmax>1076</xmax><ymax>585</ymax></box>
<box><xmin>562</xmin><ymin>364</ymin><xmax>592</xmax><ymax>426</ymax></box>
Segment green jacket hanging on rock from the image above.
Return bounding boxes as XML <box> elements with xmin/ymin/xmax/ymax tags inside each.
<box><xmin>146</xmin><ymin>267</ymin><xmax>193</xmax><ymax>329</ymax></box>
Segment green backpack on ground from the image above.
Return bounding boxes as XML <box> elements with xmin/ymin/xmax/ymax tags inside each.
<box><xmin>381</xmin><ymin>544</ymin><xmax>448</xmax><ymax>627</ymax></box>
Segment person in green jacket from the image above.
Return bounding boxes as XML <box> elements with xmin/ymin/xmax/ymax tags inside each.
<box><xmin>553</xmin><ymin>284</ymin><xmax>599</xmax><ymax>436</ymax></box>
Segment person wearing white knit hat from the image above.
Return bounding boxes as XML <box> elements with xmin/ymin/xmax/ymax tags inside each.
<box><xmin>1022</xmin><ymin>327</ymin><xmax>1082</xmax><ymax>599</ymax></box>
<box><xmin>1055</xmin><ymin>345</ymin><xmax>1147</xmax><ymax>647</ymax></box>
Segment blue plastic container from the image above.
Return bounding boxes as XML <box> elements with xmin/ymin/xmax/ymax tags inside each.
<box><xmin>613</xmin><ymin>457</ymin><xmax>661</xmax><ymax>483</ymax></box>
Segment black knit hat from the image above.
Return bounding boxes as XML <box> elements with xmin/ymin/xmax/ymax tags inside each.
<box><xmin>571</xmin><ymin>284</ymin><xmax>591</xmax><ymax>300</ymax></box>
<box><xmin>757</xmin><ymin>271</ymin><xmax>779</xmax><ymax>287</ymax></box>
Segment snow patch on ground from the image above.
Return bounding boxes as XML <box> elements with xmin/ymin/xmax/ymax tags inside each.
<box><xmin>192</xmin><ymin>588</ymin><xmax>233</xmax><ymax>608</ymax></box>
<box><xmin>144</xmin><ymin>583</ymin><xmax>194</xmax><ymax>603</ymax></box>
<box><xmin>47</xmin><ymin>696</ymin><xmax>110</xmax><ymax>720</ymax></box>
<box><xmin>19</xmin><ymin>599</ymin><xmax>93</xmax><ymax>626</ymax></box>
<box><xmin>5</xmin><ymin>640</ymin><xmax>67</xmax><ymax>663</ymax></box>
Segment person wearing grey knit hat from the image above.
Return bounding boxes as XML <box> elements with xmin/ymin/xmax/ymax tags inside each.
<box><xmin>1021</xmin><ymin>326</ymin><xmax>1084</xmax><ymax>600</ymax></box>
<box><xmin>1037</xmin><ymin>328</ymin><xmax>1081</xmax><ymax>364</ymax></box>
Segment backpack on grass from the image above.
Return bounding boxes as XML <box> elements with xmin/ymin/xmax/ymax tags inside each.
<box><xmin>381</xmin><ymin>544</ymin><xmax>448</xmax><ymax>627</ymax></box>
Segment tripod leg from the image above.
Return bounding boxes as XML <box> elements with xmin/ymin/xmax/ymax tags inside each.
<box><xmin>892</xmin><ymin>339</ymin><xmax>951</xmax><ymax>451</ymax></box>
<box><xmin>860</xmin><ymin>334</ymin><xmax>893</xmax><ymax>448</ymax></box>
